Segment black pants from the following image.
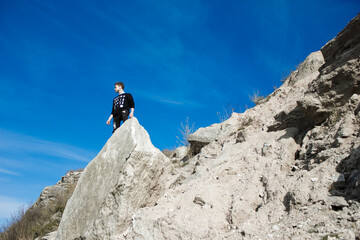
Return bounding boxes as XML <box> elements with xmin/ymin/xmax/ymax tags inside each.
<box><xmin>113</xmin><ymin>109</ymin><xmax>129</xmax><ymax>133</ymax></box>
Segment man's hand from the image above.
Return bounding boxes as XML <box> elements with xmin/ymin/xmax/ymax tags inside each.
<box><xmin>106</xmin><ymin>114</ymin><xmax>113</xmax><ymax>125</ymax></box>
<box><xmin>129</xmin><ymin>108</ymin><xmax>134</xmax><ymax>118</ymax></box>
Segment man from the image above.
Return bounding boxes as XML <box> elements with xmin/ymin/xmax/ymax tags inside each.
<box><xmin>106</xmin><ymin>82</ymin><xmax>135</xmax><ymax>133</ymax></box>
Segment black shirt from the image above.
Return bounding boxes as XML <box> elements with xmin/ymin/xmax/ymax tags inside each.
<box><xmin>111</xmin><ymin>93</ymin><xmax>135</xmax><ymax>116</ymax></box>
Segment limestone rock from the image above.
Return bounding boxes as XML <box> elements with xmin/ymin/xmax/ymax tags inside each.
<box><xmin>321</xmin><ymin>13</ymin><xmax>360</xmax><ymax>70</ymax></box>
<box><xmin>115</xmin><ymin>13</ymin><xmax>360</xmax><ymax>240</ymax></box>
<box><xmin>37</xmin><ymin>13</ymin><xmax>360</xmax><ymax>240</ymax></box>
<box><xmin>188</xmin><ymin>123</ymin><xmax>221</xmax><ymax>155</ymax></box>
<box><xmin>33</xmin><ymin>170</ymin><xmax>82</xmax><ymax>211</ymax></box>
<box><xmin>172</xmin><ymin>146</ymin><xmax>189</xmax><ymax>160</ymax></box>
<box><xmin>292</xmin><ymin>51</ymin><xmax>325</xmax><ymax>85</ymax></box>
<box><xmin>35</xmin><ymin>231</ymin><xmax>57</xmax><ymax>240</ymax></box>
<box><xmin>55</xmin><ymin>118</ymin><xmax>171</xmax><ymax>240</ymax></box>
<box><xmin>188</xmin><ymin>115</ymin><xmax>239</xmax><ymax>155</ymax></box>
<box><xmin>327</xmin><ymin>196</ymin><xmax>349</xmax><ymax>209</ymax></box>
<box><xmin>28</xmin><ymin>170</ymin><xmax>82</xmax><ymax>240</ymax></box>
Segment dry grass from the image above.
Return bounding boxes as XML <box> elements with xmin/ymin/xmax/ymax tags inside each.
<box><xmin>176</xmin><ymin>117</ymin><xmax>195</xmax><ymax>147</ymax></box>
<box><xmin>250</xmin><ymin>90</ymin><xmax>265</xmax><ymax>105</ymax></box>
<box><xmin>216</xmin><ymin>104</ymin><xmax>241</xmax><ymax>122</ymax></box>
<box><xmin>237</xmin><ymin>117</ymin><xmax>253</xmax><ymax>131</ymax></box>
<box><xmin>0</xmin><ymin>182</ymin><xmax>78</xmax><ymax>240</ymax></box>
<box><xmin>0</xmin><ymin>204</ymin><xmax>55</xmax><ymax>240</ymax></box>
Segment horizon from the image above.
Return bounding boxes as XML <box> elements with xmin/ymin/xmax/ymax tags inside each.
<box><xmin>1</xmin><ymin>0</ymin><xmax>360</xmax><ymax>227</ymax></box>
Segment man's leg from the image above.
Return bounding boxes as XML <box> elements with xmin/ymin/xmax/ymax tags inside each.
<box><xmin>113</xmin><ymin>116</ymin><xmax>121</xmax><ymax>133</ymax></box>
<box><xmin>120</xmin><ymin>109</ymin><xmax>129</xmax><ymax>124</ymax></box>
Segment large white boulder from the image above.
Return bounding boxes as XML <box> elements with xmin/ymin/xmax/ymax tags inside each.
<box><xmin>55</xmin><ymin>118</ymin><xmax>170</xmax><ymax>240</ymax></box>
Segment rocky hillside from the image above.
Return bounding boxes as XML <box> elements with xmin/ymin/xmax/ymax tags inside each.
<box><xmin>33</xmin><ymin>12</ymin><xmax>360</xmax><ymax>240</ymax></box>
<box><xmin>0</xmin><ymin>170</ymin><xmax>82</xmax><ymax>240</ymax></box>
<box><xmin>33</xmin><ymin>170</ymin><xmax>82</xmax><ymax>212</ymax></box>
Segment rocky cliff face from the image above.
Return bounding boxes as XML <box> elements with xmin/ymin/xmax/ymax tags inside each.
<box><xmin>43</xmin><ymin>13</ymin><xmax>360</xmax><ymax>240</ymax></box>
<box><xmin>33</xmin><ymin>170</ymin><xmax>82</xmax><ymax>212</ymax></box>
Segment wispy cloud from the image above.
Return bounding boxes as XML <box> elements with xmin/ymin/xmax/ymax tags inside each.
<box><xmin>0</xmin><ymin>167</ymin><xmax>20</xmax><ymax>176</ymax></box>
<box><xmin>81</xmin><ymin>0</ymin><xmax>219</xmax><ymax>89</ymax></box>
<box><xmin>136</xmin><ymin>90</ymin><xmax>206</xmax><ymax>109</ymax></box>
<box><xmin>0</xmin><ymin>128</ymin><xmax>96</xmax><ymax>163</ymax></box>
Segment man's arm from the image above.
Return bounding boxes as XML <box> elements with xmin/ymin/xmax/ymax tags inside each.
<box><xmin>129</xmin><ymin>108</ymin><xmax>134</xmax><ymax>118</ymax></box>
<box><xmin>106</xmin><ymin>114</ymin><xmax>113</xmax><ymax>125</ymax></box>
<box><xmin>107</xmin><ymin>98</ymin><xmax>115</xmax><ymax>125</ymax></box>
<box><xmin>127</xmin><ymin>94</ymin><xmax>135</xmax><ymax>118</ymax></box>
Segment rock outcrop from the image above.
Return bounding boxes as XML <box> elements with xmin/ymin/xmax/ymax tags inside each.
<box><xmin>54</xmin><ymin>118</ymin><xmax>170</xmax><ymax>240</ymax></box>
<box><xmin>33</xmin><ymin>170</ymin><xmax>82</xmax><ymax>212</ymax></box>
<box><xmin>0</xmin><ymin>170</ymin><xmax>83</xmax><ymax>240</ymax></box>
<box><xmin>39</xmin><ymin>13</ymin><xmax>360</xmax><ymax>240</ymax></box>
<box><xmin>188</xmin><ymin>116</ymin><xmax>240</xmax><ymax>155</ymax></box>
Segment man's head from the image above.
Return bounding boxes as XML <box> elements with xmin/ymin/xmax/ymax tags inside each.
<box><xmin>114</xmin><ymin>82</ymin><xmax>124</xmax><ymax>93</ymax></box>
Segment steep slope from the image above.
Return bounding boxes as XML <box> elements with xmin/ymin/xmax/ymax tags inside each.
<box><xmin>116</xmin><ymin>13</ymin><xmax>360</xmax><ymax>239</ymax></box>
<box><xmin>44</xmin><ymin>13</ymin><xmax>360</xmax><ymax>240</ymax></box>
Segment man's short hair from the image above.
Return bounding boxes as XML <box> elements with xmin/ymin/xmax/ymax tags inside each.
<box><xmin>115</xmin><ymin>82</ymin><xmax>124</xmax><ymax>89</ymax></box>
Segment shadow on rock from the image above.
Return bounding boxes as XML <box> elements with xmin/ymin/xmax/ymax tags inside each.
<box><xmin>330</xmin><ymin>145</ymin><xmax>360</xmax><ymax>202</ymax></box>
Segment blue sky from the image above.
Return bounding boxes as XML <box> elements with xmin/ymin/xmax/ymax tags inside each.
<box><xmin>0</xmin><ymin>0</ymin><xmax>359</xmax><ymax>226</ymax></box>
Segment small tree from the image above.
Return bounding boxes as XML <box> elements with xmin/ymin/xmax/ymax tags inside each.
<box><xmin>250</xmin><ymin>90</ymin><xmax>265</xmax><ymax>105</ymax></box>
<box><xmin>216</xmin><ymin>104</ymin><xmax>241</xmax><ymax>122</ymax></box>
<box><xmin>176</xmin><ymin>117</ymin><xmax>195</xmax><ymax>147</ymax></box>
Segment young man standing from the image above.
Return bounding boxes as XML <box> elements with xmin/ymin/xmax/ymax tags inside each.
<box><xmin>106</xmin><ymin>82</ymin><xmax>135</xmax><ymax>133</ymax></box>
